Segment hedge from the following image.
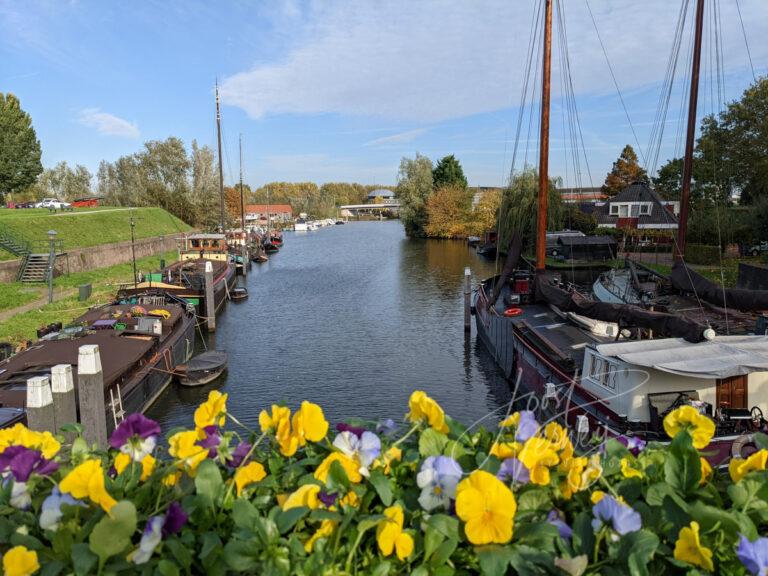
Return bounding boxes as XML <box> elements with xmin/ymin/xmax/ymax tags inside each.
<box><xmin>684</xmin><ymin>244</ymin><xmax>722</xmax><ymax>265</ymax></box>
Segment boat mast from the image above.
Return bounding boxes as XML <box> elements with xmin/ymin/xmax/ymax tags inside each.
<box><xmin>215</xmin><ymin>81</ymin><xmax>226</xmax><ymax>233</ymax></box>
<box><xmin>239</xmin><ymin>134</ymin><xmax>245</xmax><ymax>230</ymax></box>
<box><xmin>675</xmin><ymin>0</ymin><xmax>705</xmax><ymax>262</ymax></box>
<box><xmin>535</xmin><ymin>0</ymin><xmax>553</xmax><ymax>272</ymax></box>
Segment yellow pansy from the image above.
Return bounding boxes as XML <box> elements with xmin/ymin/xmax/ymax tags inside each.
<box><xmin>455</xmin><ymin>470</ymin><xmax>516</xmax><ymax>545</ymax></box>
<box><xmin>114</xmin><ymin>453</ymin><xmax>156</xmax><ymax>482</ymax></box>
<box><xmin>591</xmin><ymin>490</ymin><xmax>606</xmax><ymax>504</ymax></box>
<box><xmin>234</xmin><ymin>461</ymin><xmax>267</xmax><ymax>496</ymax></box>
<box><xmin>663</xmin><ymin>406</ymin><xmax>715</xmax><ymax>449</ymax></box>
<box><xmin>168</xmin><ymin>430</ymin><xmax>207</xmax><ymax>474</ymax></box>
<box><xmin>674</xmin><ymin>521</ymin><xmax>714</xmax><ymax>572</ymax></box>
<box><xmin>275</xmin><ymin>415</ymin><xmax>299</xmax><ymax>457</ymax></box>
<box><xmin>259</xmin><ymin>405</ymin><xmax>291</xmax><ymax>434</ymax></box>
<box><xmin>728</xmin><ymin>449</ymin><xmax>768</xmax><ymax>483</ymax></box>
<box><xmin>620</xmin><ymin>457</ymin><xmax>643</xmax><ymax>479</ymax></box>
<box><xmin>339</xmin><ymin>490</ymin><xmax>360</xmax><ymax>508</ymax></box>
<box><xmin>194</xmin><ymin>390</ymin><xmax>227</xmax><ymax>429</ymax></box>
<box><xmin>276</xmin><ymin>493</ymin><xmax>288</xmax><ymax>507</ymax></box>
<box><xmin>560</xmin><ymin>456</ymin><xmax>588</xmax><ymax>499</ymax></box>
<box><xmin>0</xmin><ymin>423</ymin><xmax>60</xmax><ymax>459</ymax></box>
<box><xmin>305</xmin><ymin>519</ymin><xmax>337</xmax><ymax>552</ymax></box>
<box><xmin>544</xmin><ymin>421</ymin><xmax>569</xmax><ymax>447</ymax></box>
<box><xmin>59</xmin><ymin>459</ymin><xmax>116</xmax><ymax>512</ymax></box>
<box><xmin>490</xmin><ymin>441</ymin><xmax>522</xmax><ymax>460</ymax></box>
<box><xmin>376</xmin><ymin>505</ymin><xmax>414</xmax><ymax>561</ymax></box>
<box><xmin>406</xmin><ymin>391</ymin><xmax>449</xmax><ymax>433</ymax></box>
<box><xmin>163</xmin><ymin>471</ymin><xmax>181</xmax><ymax>487</ymax></box>
<box><xmin>518</xmin><ymin>437</ymin><xmax>560</xmax><ymax>485</ymax></box>
<box><xmin>291</xmin><ymin>401</ymin><xmax>329</xmax><ymax>446</ymax></box>
<box><xmin>314</xmin><ymin>452</ymin><xmax>363</xmax><ymax>484</ymax></box>
<box><xmin>700</xmin><ymin>457</ymin><xmax>713</xmax><ymax>485</ymax></box>
<box><xmin>2</xmin><ymin>546</ymin><xmax>39</xmax><ymax>576</ymax></box>
<box><xmin>282</xmin><ymin>484</ymin><xmax>321</xmax><ymax>510</ymax></box>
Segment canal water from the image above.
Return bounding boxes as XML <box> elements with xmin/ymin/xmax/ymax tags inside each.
<box><xmin>146</xmin><ymin>221</ymin><xmax>514</xmax><ymax>432</ymax></box>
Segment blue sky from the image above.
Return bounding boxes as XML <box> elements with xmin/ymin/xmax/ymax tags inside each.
<box><xmin>1</xmin><ymin>0</ymin><xmax>766</xmax><ymax>189</ymax></box>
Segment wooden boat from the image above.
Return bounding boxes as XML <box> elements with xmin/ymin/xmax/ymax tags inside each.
<box><xmin>175</xmin><ymin>350</ymin><xmax>228</xmax><ymax>387</ymax></box>
<box><xmin>231</xmin><ymin>287</ymin><xmax>248</xmax><ymax>301</ymax></box>
<box><xmin>0</xmin><ymin>291</ymin><xmax>196</xmax><ymax>432</ymax></box>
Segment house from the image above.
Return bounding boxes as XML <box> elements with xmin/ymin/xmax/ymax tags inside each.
<box><xmin>367</xmin><ymin>189</ymin><xmax>396</xmax><ymax>202</ymax></box>
<box><xmin>593</xmin><ymin>182</ymin><xmax>679</xmax><ymax>230</ymax></box>
<box><xmin>560</xmin><ymin>187</ymin><xmax>606</xmax><ymax>203</ymax></box>
<box><xmin>245</xmin><ymin>204</ymin><xmax>293</xmax><ymax>223</ymax></box>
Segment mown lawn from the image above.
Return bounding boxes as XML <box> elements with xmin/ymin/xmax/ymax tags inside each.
<box><xmin>0</xmin><ymin>207</ymin><xmax>191</xmax><ymax>259</ymax></box>
<box><xmin>0</xmin><ymin>251</ymin><xmax>175</xmax><ymax>344</ymax></box>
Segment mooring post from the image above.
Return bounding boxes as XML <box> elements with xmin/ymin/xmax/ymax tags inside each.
<box><xmin>77</xmin><ymin>344</ymin><xmax>107</xmax><ymax>447</ymax></box>
<box><xmin>204</xmin><ymin>260</ymin><xmax>216</xmax><ymax>332</ymax></box>
<box><xmin>464</xmin><ymin>267</ymin><xmax>472</xmax><ymax>332</ymax></box>
<box><xmin>51</xmin><ymin>364</ymin><xmax>77</xmax><ymax>433</ymax></box>
<box><xmin>241</xmin><ymin>244</ymin><xmax>248</xmax><ymax>276</ymax></box>
<box><xmin>26</xmin><ymin>376</ymin><xmax>55</xmax><ymax>432</ymax></box>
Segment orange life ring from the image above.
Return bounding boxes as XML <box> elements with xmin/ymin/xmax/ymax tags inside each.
<box><xmin>504</xmin><ymin>307</ymin><xmax>523</xmax><ymax>317</ymax></box>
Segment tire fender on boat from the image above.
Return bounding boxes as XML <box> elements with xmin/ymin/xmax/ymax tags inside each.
<box><xmin>504</xmin><ymin>307</ymin><xmax>523</xmax><ymax>317</ymax></box>
<box><xmin>731</xmin><ymin>434</ymin><xmax>756</xmax><ymax>459</ymax></box>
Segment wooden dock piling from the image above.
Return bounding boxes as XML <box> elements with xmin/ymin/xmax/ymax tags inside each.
<box><xmin>77</xmin><ymin>344</ymin><xmax>108</xmax><ymax>447</ymax></box>
<box><xmin>51</xmin><ymin>364</ymin><xmax>77</xmax><ymax>433</ymax></box>
<box><xmin>204</xmin><ymin>260</ymin><xmax>216</xmax><ymax>331</ymax></box>
<box><xmin>464</xmin><ymin>267</ymin><xmax>472</xmax><ymax>332</ymax></box>
<box><xmin>26</xmin><ymin>376</ymin><xmax>55</xmax><ymax>432</ymax></box>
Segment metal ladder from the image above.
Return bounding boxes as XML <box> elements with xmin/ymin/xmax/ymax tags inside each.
<box><xmin>109</xmin><ymin>385</ymin><xmax>126</xmax><ymax>428</ymax></box>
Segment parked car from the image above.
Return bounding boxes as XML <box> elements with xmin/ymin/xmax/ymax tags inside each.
<box><xmin>34</xmin><ymin>198</ymin><xmax>71</xmax><ymax>210</ymax></box>
<box><xmin>14</xmin><ymin>201</ymin><xmax>36</xmax><ymax>209</ymax></box>
<box><xmin>748</xmin><ymin>241</ymin><xmax>768</xmax><ymax>257</ymax></box>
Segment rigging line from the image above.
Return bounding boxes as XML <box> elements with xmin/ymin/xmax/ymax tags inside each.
<box><xmin>583</xmin><ymin>0</ymin><xmax>646</xmax><ymax>166</ymax></box>
<box><xmin>734</xmin><ymin>0</ymin><xmax>756</xmax><ymax>80</ymax></box>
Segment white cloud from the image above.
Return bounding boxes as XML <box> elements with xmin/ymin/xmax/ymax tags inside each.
<box><xmin>78</xmin><ymin>108</ymin><xmax>140</xmax><ymax>139</ymax></box>
<box><xmin>365</xmin><ymin>128</ymin><xmax>427</xmax><ymax>147</ymax></box>
<box><xmin>220</xmin><ymin>0</ymin><xmax>767</xmax><ymax>123</ymax></box>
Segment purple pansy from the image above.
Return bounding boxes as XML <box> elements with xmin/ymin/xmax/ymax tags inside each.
<box><xmin>228</xmin><ymin>441</ymin><xmax>252</xmax><ymax>468</ymax></box>
<box><xmin>318</xmin><ymin>491</ymin><xmax>337</xmax><ymax>508</ymax></box>
<box><xmin>617</xmin><ymin>435</ymin><xmax>647</xmax><ymax>456</ymax></box>
<box><xmin>591</xmin><ymin>495</ymin><xmax>642</xmax><ymax>536</ymax></box>
<box><xmin>133</xmin><ymin>516</ymin><xmax>164</xmax><ymax>564</ymax></box>
<box><xmin>737</xmin><ymin>534</ymin><xmax>768</xmax><ymax>576</ymax></box>
<box><xmin>497</xmin><ymin>457</ymin><xmax>530</xmax><ymax>484</ymax></box>
<box><xmin>416</xmin><ymin>456</ymin><xmax>463</xmax><ymax>511</ymax></box>
<box><xmin>547</xmin><ymin>509</ymin><xmax>573</xmax><ymax>541</ymax></box>
<box><xmin>109</xmin><ymin>414</ymin><xmax>161</xmax><ymax>461</ymax></box>
<box><xmin>514</xmin><ymin>411</ymin><xmax>539</xmax><ymax>442</ymax></box>
<box><xmin>0</xmin><ymin>445</ymin><xmax>58</xmax><ymax>482</ymax></box>
<box><xmin>336</xmin><ymin>423</ymin><xmax>366</xmax><ymax>438</ymax></box>
<box><xmin>40</xmin><ymin>487</ymin><xmax>85</xmax><ymax>531</ymax></box>
<box><xmin>197</xmin><ymin>426</ymin><xmax>221</xmax><ymax>458</ymax></box>
<box><xmin>376</xmin><ymin>418</ymin><xmax>397</xmax><ymax>437</ymax></box>
<box><xmin>162</xmin><ymin>502</ymin><xmax>188</xmax><ymax>537</ymax></box>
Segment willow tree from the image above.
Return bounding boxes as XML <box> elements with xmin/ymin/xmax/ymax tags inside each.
<box><xmin>497</xmin><ymin>166</ymin><xmax>562</xmax><ymax>252</ymax></box>
<box><xmin>396</xmin><ymin>153</ymin><xmax>434</xmax><ymax>237</ymax></box>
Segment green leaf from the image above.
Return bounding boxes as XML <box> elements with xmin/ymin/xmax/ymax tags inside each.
<box><xmin>325</xmin><ymin>460</ymin><xmax>351</xmax><ymax>492</ymax></box>
<box><xmin>554</xmin><ymin>555</ymin><xmax>588</xmax><ymax>576</ymax></box>
<box><xmin>476</xmin><ymin>545</ymin><xmax>514</xmax><ymax>576</ymax></box>
<box><xmin>195</xmin><ymin>459</ymin><xmax>224</xmax><ymax>506</ymax></box>
<box><xmin>88</xmin><ymin>501</ymin><xmax>137</xmax><ymax>566</ymax></box>
<box><xmin>199</xmin><ymin>531</ymin><xmax>223</xmax><ymax>562</ymax></box>
<box><xmin>158</xmin><ymin>559</ymin><xmax>181</xmax><ymax>576</ymax></box>
<box><xmin>224</xmin><ymin>540</ymin><xmax>259</xmax><ymax>572</ymax></box>
<box><xmin>572</xmin><ymin>512</ymin><xmax>595</xmax><ymax>556</ymax></box>
<box><xmin>369</xmin><ymin>561</ymin><xmax>392</xmax><ymax>576</ymax></box>
<box><xmin>664</xmin><ymin>432</ymin><xmax>701</xmax><ymax>495</ymax></box>
<box><xmin>253</xmin><ymin>516</ymin><xmax>280</xmax><ymax>547</ymax></box>
<box><xmin>754</xmin><ymin>432</ymin><xmax>768</xmax><ymax>450</ymax></box>
<box><xmin>276</xmin><ymin>506</ymin><xmax>309</xmax><ymax>534</ymax></box>
<box><xmin>443</xmin><ymin>440</ymin><xmax>468</xmax><ymax>460</ymax></box>
<box><xmin>309</xmin><ymin>509</ymin><xmax>343</xmax><ymax>522</ymax></box>
<box><xmin>689</xmin><ymin>501</ymin><xmax>741</xmax><ymax>541</ymax></box>
<box><xmin>426</xmin><ymin>514</ymin><xmax>460</xmax><ymax>541</ymax></box>
<box><xmin>516</xmin><ymin>488</ymin><xmax>553</xmax><ymax>514</ymax></box>
<box><xmin>431</xmin><ymin>538</ymin><xmax>458</xmax><ymax>566</ymax></box>
<box><xmin>618</xmin><ymin>530</ymin><xmax>659</xmax><ymax>576</ymax></box>
<box><xmin>419</xmin><ymin>428</ymin><xmax>449</xmax><ymax>457</ymax></box>
<box><xmin>71</xmin><ymin>543</ymin><xmax>98</xmax><ymax>576</ymax></box>
<box><xmin>165</xmin><ymin>539</ymin><xmax>193</xmax><ymax>571</ymax></box>
<box><xmin>232</xmin><ymin>498</ymin><xmax>259</xmax><ymax>531</ymax></box>
<box><xmin>513</xmin><ymin>522</ymin><xmax>558</xmax><ymax>552</ymax></box>
<box><xmin>39</xmin><ymin>560</ymin><xmax>64</xmax><ymax>576</ymax></box>
<box><xmin>423</xmin><ymin>524</ymin><xmax>445</xmax><ymax>561</ymax></box>
<box><xmin>369</xmin><ymin>469</ymin><xmax>393</xmax><ymax>506</ymax></box>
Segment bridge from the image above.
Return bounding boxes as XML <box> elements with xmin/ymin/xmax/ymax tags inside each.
<box><xmin>339</xmin><ymin>202</ymin><xmax>400</xmax><ymax>210</ymax></box>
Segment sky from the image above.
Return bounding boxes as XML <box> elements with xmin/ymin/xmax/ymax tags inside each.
<box><xmin>1</xmin><ymin>0</ymin><xmax>766</xmax><ymax>189</ymax></box>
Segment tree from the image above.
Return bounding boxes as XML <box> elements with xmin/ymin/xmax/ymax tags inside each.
<box><xmin>0</xmin><ymin>93</ymin><xmax>43</xmax><ymax>199</ymax></box>
<box><xmin>432</xmin><ymin>155</ymin><xmax>468</xmax><ymax>190</ymax></box>
<box><xmin>468</xmin><ymin>188</ymin><xmax>502</xmax><ymax>236</ymax></box>
<box><xmin>561</xmin><ymin>204</ymin><xmax>597</xmax><ymax>235</ymax></box>
<box><xmin>396</xmin><ymin>153</ymin><xmax>434</xmax><ymax>237</ymax></box>
<box><xmin>424</xmin><ymin>186</ymin><xmax>473</xmax><ymax>238</ymax></box>
<box><xmin>601</xmin><ymin>145</ymin><xmax>648</xmax><ymax>196</ymax></box>
<box><xmin>31</xmin><ymin>161</ymin><xmax>92</xmax><ymax>201</ymax></box>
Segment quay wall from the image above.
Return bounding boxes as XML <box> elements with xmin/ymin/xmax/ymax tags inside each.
<box><xmin>0</xmin><ymin>234</ymin><xmax>185</xmax><ymax>283</ymax></box>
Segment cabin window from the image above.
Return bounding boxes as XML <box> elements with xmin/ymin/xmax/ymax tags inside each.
<box><xmin>590</xmin><ymin>356</ymin><xmax>605</xmax><ymax>382</ymax></box>
<box><xmin>610</xmin><ymin>204</ymin><xmax>619</xmax><ymax>216</ymax></box>
<box><xmin>605</xmin><ymin>364</ymin><xmax>617</xmax><ymax>390</ymax></box>
<box><xmin>639</xmin><ymin>204</ymin><xmax>651</xmax><ymax>215</ymax></box>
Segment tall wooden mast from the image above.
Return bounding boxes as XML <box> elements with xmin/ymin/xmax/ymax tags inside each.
<box><xmin>675</xmin><ymin>0</ymin><xmax>705</xmax><ymax>262</ymax></box>
<box><xmin>239</xmin><ymin>134</ymin><xmax>245</xmax><ymax>230</ymax></box>
<box><xmin>215</xmin><ymin>82</ymin><xmax>226</xmax><ymax>233</ymax></box>
<box><xmin>535</xmin><ymin>0</ymin><xmax>553</xmax><ymax>272</ymax></box>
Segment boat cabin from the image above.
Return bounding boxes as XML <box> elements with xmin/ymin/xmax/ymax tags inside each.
<box><xmin>180</xmin><ymin>233</ymin><xmax>229</xmax><ymax>263</ymax></box>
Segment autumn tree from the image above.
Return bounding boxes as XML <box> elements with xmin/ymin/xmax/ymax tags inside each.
<box><xmin>432</xmin><ymin>155</ymin><xmax>468</xmax><ymax>190</ymax></box>
<box><xmin>601</xmin><ymin>145</ymin><xmax>648</xmax><ymax>196</ymax></box>
<box><xmin>31</xmin><ymin>161</ymin><xmax>92</xmax><ymax>201</ymax></box>
<box><xmin>396</xmin><ymin>153</ymin><xmax>434</xmax><ymax>237</ymax></box>
<box><xmin>0</xmin><ymin>93</ymin><xmax>43</xmax><ymax>200</ymax></box>
<box><xmin>424</xmin><ymin>186</ymin><xmax>473</xmax><ymax>238</ymax></box>
<box><xmin>468</xmin><ymin>189</ymin><xmax>502</xmax><ymax>236</ymax></box>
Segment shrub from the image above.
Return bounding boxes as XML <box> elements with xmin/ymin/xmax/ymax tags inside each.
<box><xmin>0</xmin><ymin>392</ymin><xmax>766</xmax><ymax>575</ymax></box>
<box><xmin>685</xmin><ymin>244</ymin><xmax>722</xmax><ymax>265</ymax></box>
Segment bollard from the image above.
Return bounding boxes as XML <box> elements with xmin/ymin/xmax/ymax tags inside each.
<box><xmin>77</xmin><ymin>344</ymin><xmax>107</xmax><ymax>447</ymax></box>
<box><xmin>26</xmin><ymin>376</ymin><xmax>55</xmax><ymax>432</ymax></box>
<box><xmin>241</xmin><ymin>245</ymin><xmax>248</xmax><ymax>277</ymax></box>
<box><xmin>464</xmin><ymin>267</ymin><xmax>472</xmax><ymax>332</ymax></box>
<box><xmin>204</xmin><ymin>260</ymin><xmax>216</xmax><ymax>332</ymax></box>
<box><xmin>51</xmin><ymin>364</ymin><xmax>77</xmax><ymax>433</ymax></box>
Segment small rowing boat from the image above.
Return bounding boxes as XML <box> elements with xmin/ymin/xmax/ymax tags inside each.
<box><xmin>175</xmin><ymin>350</ymin><xmax>228</xmax><ymax>387</ymax></box>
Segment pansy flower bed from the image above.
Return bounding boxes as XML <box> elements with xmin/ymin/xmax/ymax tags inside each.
<box><xmin>0</xmin><ymin>390</ymin><xmax>767</xmax><ymax>575</ymax></box>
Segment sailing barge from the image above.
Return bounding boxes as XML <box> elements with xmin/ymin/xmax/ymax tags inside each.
<box><xmin>0</xmin><ymin>292</ymin><xmax>195</xmax><ymax>432</ymax></box>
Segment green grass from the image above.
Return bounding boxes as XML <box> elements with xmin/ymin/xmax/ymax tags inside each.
<box><xmin>0</xmin><ymin>251</ymin><xmax>176</xmax><ymax>344</ymax></box>
<box><xmin>0</xmin><ymin>284</ymin><xmax>43</xmax><ymax>311</ymax></box>
<box><xmin>0</xmin><ymin>207</ymin><xmax>191</xmax><ymax>259</ymax></box>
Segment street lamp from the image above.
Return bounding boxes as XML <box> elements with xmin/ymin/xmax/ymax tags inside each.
<box><xmin>47</xmin><ymin>230</ymin><xmax>57</xmax><ymax>304</ymax></box>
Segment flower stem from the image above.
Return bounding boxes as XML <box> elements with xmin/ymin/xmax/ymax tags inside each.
<box><xmin>391</xmin><ymin>422</ymin><xmax>421</xmax><ymax>449</ymax></box>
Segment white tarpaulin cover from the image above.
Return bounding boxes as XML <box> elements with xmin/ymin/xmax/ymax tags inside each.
<box><xmin>596</xmin><ymin>335</ymin><xmax>768</xmax><ymax>379</ymax></box>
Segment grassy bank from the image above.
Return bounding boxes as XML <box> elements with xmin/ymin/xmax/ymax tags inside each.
<box><xmin>0</xmin><ymin>207</ymin><xmax>191</xmax><ymax>259</ymax></box>
<box><xmin>0</xmin><ymin>251</ymin><xmax>176</xmax><ymax>344</ymax></box>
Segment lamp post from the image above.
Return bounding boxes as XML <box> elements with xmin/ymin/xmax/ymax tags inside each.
<box><xmin>47</xmin><ymin>230</ymin><xmax>57</xmax><ymax>304</ymax></box>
